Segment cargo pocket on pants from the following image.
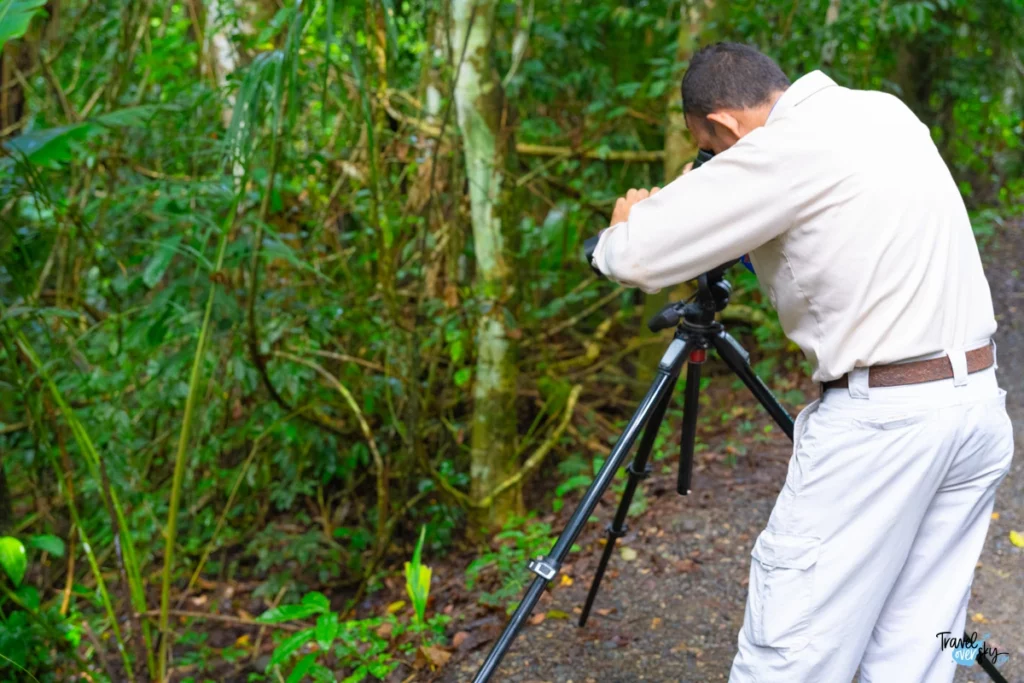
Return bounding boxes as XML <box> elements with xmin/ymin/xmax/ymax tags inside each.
<box><xmin>745</xmin><ymin>530</ymin><xmax>820</xmax><ymax>651</ymax></box>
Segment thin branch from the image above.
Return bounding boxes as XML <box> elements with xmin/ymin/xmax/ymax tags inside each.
<box><xmin>285</xmin><ymin>346</ymin><xmax>385</xmax><ymax>373</ymax></box>
<box><xmin>382</xmin><ymin>96</ymin><xmax>664</xmax><ymax>162</ymax></box>
<box><xmin>476</xmin><ymin>385</ymin><xmax>582</xmax><ymax>508</ymax></box>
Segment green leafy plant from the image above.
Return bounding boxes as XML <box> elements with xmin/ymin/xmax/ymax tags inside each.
<box><xmin>467</xmin><ymin>517</ymin><xmax>555</xmax><ymax>609</ymax></box>
<box><xmin>0</xmin><ymin>536</ymin><xmax>26</xmax><ymax>586</ymax></box>
<box><xmin>404</xmin><ymin>525</ymin><xmax>432</xmax><ymax>626</ymax></box>
<box><xmin>257</xmin><ymin>589</ymin><xmax>449</xmax><ymax>683</ymax></box>
<box><xmin>0</xmin><ymin>0</ymin><xmax>47</xmax><ymax>49</ymax></box>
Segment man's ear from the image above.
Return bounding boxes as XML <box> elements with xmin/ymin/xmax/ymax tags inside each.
<box><xmin>706</xmin><ymin>111</ymin><xmax>742</xmax><ymax>141</ymax></box>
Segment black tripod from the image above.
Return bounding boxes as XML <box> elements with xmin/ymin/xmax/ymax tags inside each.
<box><xmin>472</xmin><ymin>266</ymin><xmax>1010</xmax><ymax>683</ymax></box>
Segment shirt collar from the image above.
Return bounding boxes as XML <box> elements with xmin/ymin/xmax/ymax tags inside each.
<box><xmin>766</xmin><ymin>70</ymin><xmax>838</xmax><ymax>125</ymax></box>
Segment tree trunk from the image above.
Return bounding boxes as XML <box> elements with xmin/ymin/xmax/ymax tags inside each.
<box><xmin>451</xmin><ymin>0</ymin><xmax>521</xmax><ymax>530</ymax></box>
<box><xmin>205</xmin><ymin>0</ymin><xmax>241</xmax><ymax>130</ymax></box>
<box><xmin>821</xmin><ymin>0</ymin><xmax>842</xmax><ymax>67</ymax></box>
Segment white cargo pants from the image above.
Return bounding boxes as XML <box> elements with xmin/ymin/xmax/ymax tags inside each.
<box><xmin>729</xmin><ymin>364</ymin><xmax>1014</xmax><ymax>683</ymax></box>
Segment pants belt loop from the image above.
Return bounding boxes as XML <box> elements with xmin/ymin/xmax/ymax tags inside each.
<box><xmin>992</xmin><ymin>340</ymin><xmax>999</xmax><ymax>371</ymax></box>
<box><xmin>947</xmin><ymin>347</ymin><xmax>969</xmax><ymax>387</ymax></box>
<box><xmin>848</xmin><ymin>367</ymin><xmax>870</xmax><ymax>399</ymax></box>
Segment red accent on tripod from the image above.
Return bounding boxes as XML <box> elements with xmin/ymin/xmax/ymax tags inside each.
<box><xmin>689</xmin><ymin>349</ymin><xmax>707</xmax><ymax>363</ymax></box>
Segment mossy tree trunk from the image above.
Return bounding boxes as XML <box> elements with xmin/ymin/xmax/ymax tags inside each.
<box><xmin>451</xmin><ymin>0</ymin><xmax>521</xmax><ymax>531</ymax></box>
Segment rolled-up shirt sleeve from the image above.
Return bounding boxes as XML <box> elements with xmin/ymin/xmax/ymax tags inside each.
<box><xmin>590</xmin><ymin>128</ymin><xmax>798</xmax><ymax>293</ymax></box>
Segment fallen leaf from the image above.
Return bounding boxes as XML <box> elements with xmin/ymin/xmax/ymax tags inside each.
<box><xmin>418</xmin><ymin>645</ymin><xmax>451</xmax><ymax>668</ymax></box>
<box><xmin>991</xmin><ymin>512</ymin><xmax>1000</xmax><ymax>520</ymax></box>
<box><xmin>620</xmin><ymin>547</ymin><xmax>638</xmax><ymax>562</ymax></box>
<box><xmin>1010</xmin><ymin>530</ymin><xmax>1024</xmax><ymax>548</ymax></box>
<box><xmin>529</xmin><ymin>612</ymin><xmax>546</xmax><ymax>625</ymax></box>
<box><xmin>546</xmin><ymin>610</ymin><xmax>570</xmax><ymax>619</ymax></box>
<box><xmin>376</xmin><ymin>622</ymin><xmax>394</xmax><ymax>638</ymax></box>
<box><xmin>452</xmin><ymin>631</ymin><xmax>470</xmax><ymax>649</ymax></box>
<box><xmin>972</xmin><ymin>613</ymin><xmax>988</xmax><ymax>624</ymax></box>
<box><xmin>386</xmin><ymin>600</ymin><xmax>406</xmax><ymax>614</ymax></box>
<box><xmin>559</xmin><ymin>575</ymin><xmax>574</xmax><ymax>587</ymax></box>
<box><xmin>674</xmin><ymin>559</ymin><xmax>697</xmax><ymax>573</ymax></box>
<box><xmin>650</xmin><ymin>617</ymin><xmax>662</xmax><ymax>630</ymax></box>
<box><xmin>234</xmin><ymin>634</ymin><xmax>250</xmax><ymax>648</ymax></box>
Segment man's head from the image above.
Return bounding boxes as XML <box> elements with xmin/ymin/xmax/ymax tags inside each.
<box><xmin>682</xmin><ymin>42</ymin><xmax>790</xmax><ymax>154</ymax></box>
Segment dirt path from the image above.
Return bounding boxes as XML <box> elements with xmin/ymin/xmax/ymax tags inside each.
<box><xmin>439</xmin><ymin>222</ymin><xmax>1024</xmax><ymax>683</ymax></box>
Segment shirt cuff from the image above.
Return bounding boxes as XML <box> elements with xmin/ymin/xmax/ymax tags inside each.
<box><xmin>591</xmin><ymin>223</ymin><xmax>662</xmax><ymax>294</ymax></box>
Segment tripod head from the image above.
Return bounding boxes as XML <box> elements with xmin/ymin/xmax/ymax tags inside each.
<box><xmin>647</xmin><ymin>259</ymin><xmax>736</xmax><ymax>332</ymax></box>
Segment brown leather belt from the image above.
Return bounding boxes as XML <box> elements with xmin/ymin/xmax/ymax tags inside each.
<box><xmin>823</xmin><ymin>344</ymin><xmax>994</xmax><ymax>391</ymax></box>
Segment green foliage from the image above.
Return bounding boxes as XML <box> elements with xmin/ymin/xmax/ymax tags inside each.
<box><xmin>0</xmin><ymin>536</ymin><xmax>26</xmax><ymax>586</ymax></box>
<box><xmin>466</xmin><ymin>517</ymin><xmax>555</xmax><ymax>609</ymax></box>
<box><xmin>404</xmin><ymin>525</ymin><xmax>432</xmax><ymax>625</ymax></box>
<box><xmin>0</xmin><ymin>535</ymin><xmax>84</xmax><ymax>682</ymax></box>
<box><xmin>259</xmin><ymin>589</ymin><xmax>448</xmax><ymax>683</ymax></box>
<box><xmin>0</xmin><ymin>0</ymin><xmax>46</xmax><ymax>49</ymax></box>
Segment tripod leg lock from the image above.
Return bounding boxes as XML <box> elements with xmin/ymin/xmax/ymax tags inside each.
<box><xmin>626</xmin><ymin>461</ymin><xmax>653</xmax><ymax>479</ymax></box>
<box><xmin>527</xmin><ymin>556</ymin><xmax>559</xmax><ymax>581</ymax></box>
<box><xmin>605</xmin><ymin>522</ymin><xmax>629</xmax><ymax>539</ymax></box>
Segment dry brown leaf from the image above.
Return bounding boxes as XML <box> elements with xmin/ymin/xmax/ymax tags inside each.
<box><xmin>529</xmin><ymin>612</ymin><xmax>546</xmax><ymax>625</ymax></box>
<box><xmin>419</xmin><ymin>645</ymin><xmax>452</xmax><ymax>668</ymax></box>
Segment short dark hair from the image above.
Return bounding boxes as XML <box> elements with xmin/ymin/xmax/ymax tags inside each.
<box><xmin>681</xmin><ymin>42</ymin><xmax>790</xmax><ymax>118</ymax></box>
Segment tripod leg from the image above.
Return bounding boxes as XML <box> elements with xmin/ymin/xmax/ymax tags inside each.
<box><xmin>677</xmin><ymin>351</ymin><xmax>705</xmax><ymax>495</ymax></box>
<box><xmin>710</xmin><ymin>330</ymin><xmax>795</xmax><ymax>439</ymax></box>
<box><xmin>472</xmin><ymin>338</ymin><xmax>691</xmax><ymax>683</ymax></box>
<box><xmin>578</xmin><ymin>379</ymin><xmax>677</xmax><ymax>627</ymax></box>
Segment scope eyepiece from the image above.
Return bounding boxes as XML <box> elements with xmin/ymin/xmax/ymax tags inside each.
<box><xmin>583</xmin><ymin>234</ymin><xmax>603</xmax><ymax>277</ymax></box>
<box><xmin>693</xmin><ymin>148</ymin><xmax>715</xmax><ymax>169</ymax></box>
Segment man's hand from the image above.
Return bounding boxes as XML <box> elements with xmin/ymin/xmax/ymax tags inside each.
<box><xmin>611</xmin><ymin>186</ymin><xmax>661</xmax><ymax>226</ymax></box>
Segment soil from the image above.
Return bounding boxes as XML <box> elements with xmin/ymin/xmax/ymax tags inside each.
<box><xmin>435</xmin><ymin>222</ymin><xmax>1024</xmax><ymax>683</ymax></box>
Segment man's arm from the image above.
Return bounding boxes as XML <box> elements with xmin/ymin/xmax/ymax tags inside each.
<box><xmin>590</xmin><ymin>133</ymin><xmax>797</xmax><ymax>292</ymax></box>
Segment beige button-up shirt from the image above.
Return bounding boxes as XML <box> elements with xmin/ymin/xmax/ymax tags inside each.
<box><xmin>592</xmin><ymin>71</ymin><xmax>997</xmax><ymax>382</ymax></box>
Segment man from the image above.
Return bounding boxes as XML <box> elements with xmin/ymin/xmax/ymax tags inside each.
<box><xmin>588</xmin><ymin>43</ymin><xmax>1014</xmax><ymax>682</ymax></box>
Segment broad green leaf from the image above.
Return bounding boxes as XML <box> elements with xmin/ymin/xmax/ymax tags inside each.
<box><xmin>300</xmin><ymin>591</ymin><xmax>330</xmax><ymax>612</ymax></box>
<box><xmin>28</xmin><ymin>534</ymin><xmax>65</xmax><ymax>557</ymax></box>
<box><xmin>454</xmin><ymin>368</ymin><xmax>472</xmax><ymax>387</ymax></box>
<box><xmin>286</xmin><ymin>653</ymin><xmax>317</xmax><ymax>683</ymax></box>
<box><xmin>268</xmin><ymin>629</ymin><xmax>314</xmax><ymax>668</ymax></box>
<box><xmin>257</xmin><ymin>603</ymin><xmax>323</xmax><ymax>624</ymax></box>
<box><xmin>343</xmin><ymin>665</ymin><xmax>368</xmax><ymax>683</ymax></box>
<box><xmin>0</xmin><ymin>0</ymin><xmax>47</xmax><ymax>49</ymax></box>
<box><xmin>142</xmin><ymin>236</ymin><xmax>183</xmax><ymax>288</ymax></box>
<box><xmin>2</xmin><ymin>123</ymin><xmax>93</xmax><ymax>165</ymax></box>
<box><xmin>93</xmin><ymin>105</ymin><xmax>160</xmax><ymax>128</ymax></box>
<box><xmin>314</xmin><ymin>612</ymin><xmax>338</xmax><ymax>650</ymax></box>
<box><xmin>0</xmin><ymin>536</ymin><xmax>27</xmax><ymax>586</ymax></box>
